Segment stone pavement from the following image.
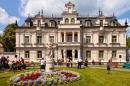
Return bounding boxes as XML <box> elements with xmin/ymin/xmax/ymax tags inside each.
<box><xmin>27</xmin><ymin>65</ymin><xmax>130</xmax><ymax>72</ymax></box>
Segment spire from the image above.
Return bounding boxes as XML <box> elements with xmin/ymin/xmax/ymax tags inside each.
<box><xmin>41</xmin><ymin>7</ymin><xmax>43</xmax><ymax>17</ymax></box>
<box><xmin>38</xmin><ymin>11</ymin><xmax>40</xmax><ymax>15</ymax></box>
<box><xmin>113</xmin><ymin>13</ymin><xmax>115</xmax><ymax>17</ymax></box>
<box><xmin>52</xmin><ymin>14</ymin><xmax>53</xmax><ymax>19</ymax></box>
<box><xmin>125</xmin><ymin>19</ymin><xmax>128</xmax><ymax>26</ymax></box>
<box><xmin>99</xmin><ymin>7</ymin><xmax>100</xmax><ymax>16</ymax></box>
<box><xmin>15</xmin><ymin>20</ymin><xmax>18</xmax><ymax>27</ymax></box>
<box><xmin>101</xmin><ymin>11</ymin><xmax>102</xmax><ymax>15</ymax></box>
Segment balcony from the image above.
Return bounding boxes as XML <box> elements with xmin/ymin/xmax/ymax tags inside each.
<box><xmin>58</xmin><ymin>42</ymin><xmax>81</xmax><ymax>47</ymax></box>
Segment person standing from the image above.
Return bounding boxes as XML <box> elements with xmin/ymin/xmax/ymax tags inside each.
<box><xmin>66</xmin><ymin>57</ymin><xmax>70</xmax><ymax>67</ymax></box>
<box><xmin>70</xmin><ymin>57</ymin><xmax>73</xmax><ymax>67</ymax></box>
<box><xmin>40</xmin><ymin>58</ymin><xmax>45</xmax><ymax>69</ymax></box>
<box><xmin>84</xmin><ymin>57</ymin><xmax>88</xmax><ymax>68</ymax></box>
<box><xmin>12</xmin><ymin>60</ymin><xmax>17</xmax><ymax>73</ymax></box>
<box><xmin>21</xmin><ymin>57</ymin><xmax>24</xmax><ymax>64</ymax></box>
<box><xmin>7</xmin><ymin>56</ymin><xmax>10</xmax><ymax>69</ymax></box>
<box><xmin>0</xmin><ymin>59</ymin><xmax>2</xmax><ymax>72</ymax></box>
<box><xmin>77</xmin><ymin>57</ymin><xmax>82</xmax><ymax>69</ymax></box>
<box><xmin>109</xmin><ymin>57</ymin><xmax>113</xmax><ymax>69</ymax></box>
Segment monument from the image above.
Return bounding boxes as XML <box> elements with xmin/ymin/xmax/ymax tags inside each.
<box><xmin>46</xmin><ymin>38</ymin><xmax>56</xmax><ymax>72</ymax></box>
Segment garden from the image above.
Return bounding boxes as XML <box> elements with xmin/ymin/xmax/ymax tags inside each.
<box><xmin>0</xmin><ymin>68</ymin><xmax>130</xmax><ymax>86</ymax></box>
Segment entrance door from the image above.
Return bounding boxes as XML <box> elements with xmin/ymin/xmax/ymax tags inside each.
<box><xmin>67</xmin><ymin>50</ymin><xmax>72</xmax><ymax>59</ymax></box>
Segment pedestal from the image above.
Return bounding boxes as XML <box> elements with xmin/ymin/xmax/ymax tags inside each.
<box><xmin>46</xmin><ymin>57</ymin><xmax>54</xmax><ymax>73</ymax></box>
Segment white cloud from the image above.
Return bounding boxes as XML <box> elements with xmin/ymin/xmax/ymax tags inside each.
<box><xmin>118</xmin><ymin>18</ymin><xmax>130</xmax><ymax>37</ymax></box>
<box><xmin>0</xmin><ymin>7</ymin><xmax>20</xmax><ymax>25</ymax></box>
<box><xmin>19</xmin><ymin>0</ymin><xmax>130</xmax><ymax>17</ymax></box>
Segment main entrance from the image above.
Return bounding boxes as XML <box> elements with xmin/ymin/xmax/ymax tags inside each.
<box><xmin>67</xmin><ymin>50</ymin><xmax>72</xmax><ymax>58</ymax></box>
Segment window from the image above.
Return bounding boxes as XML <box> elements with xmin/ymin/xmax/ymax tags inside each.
<box><xmin>50</xmin><ymin>21</ymin><xmax>55</xmax><ymax>27</ymax></box>
<box><xmin>37</xmin><ymin>51</ymin><xmax>42</xmax><ymax>58</ymax></box>
<box><xmin>112</xmin><ymin>51</ymin><xmax>116</xmax><ymax>58</ymax></box>
<box><xmin>71</xmin><ymin>18</ymin><xmax>75</xmax><ymax>24</ymax></box>
<box><xmin>50</xmin><ymin>36</ymin><xmax>54</xmax><ymax>43</ymax></box>
<box><xmin>100</xmin><ymin>20</ymin><xmax>103</xmax><ymax>27</ymax></box>
<box><xmin>37</xmin><ymin>36</ymin><xmax>42</xmax><ymax>43</ymax></box>
<box><xmin>112</xmin><ymin>36</ymin><xmax>117</xmax><ymax>43</ymax></box>
<box><xmin>67</xmin><ymin>34</ymin><xmax>72</xmax><ymax>42</ymax></box>
<box><xmin>38</xmin><ymin>20</ymin><xmax>41</xmax><ymax>27</ymax></box>
<box><xmin>74</xmin><ymin>34</ymin><xmax>77</xmax><ymax>42</ymax></box>
<box><xmin>86</xmin><ymin>36</ymin><xmax>91</xmax><ymax>43</ymax></box>
<box><xmin>86</xmin><ymin>51</ymin><xmax>91</xmax><ymax>58</ymax></box>
<box><xmin>113</xmin><ymin>21</ymin><xmax>116</xmax><ymax>26</ymax></box>
<box><xmin>62</xmin><ymin>34</ymin><xmax>64</xmax><ymax>42</ymax></box>
<box><xmin>99</xmin><ymin>36</ymin><xmax>104</xmax><ymax>43</ymax></box>
<box><xmin>25</xmin><ymin>36</ymin><xmax>29</xmax><ymax>43</ymax></box>
<box><xmin>65</xmin><ymin>18</ymin><xmax>69</xmax><ymax>24</ymax></box>
<box><xmin>99</xmin><ymin>51</ymin><xmax>104</xmax><ymax>58</ymax></box>
<box><xmin>25</xmin><ymin>51</ymin><xmax>30</xmax><ymax>58</ymax></box>
<box><xmin>86</xmin><ymin>21</ymin><xmax>91</xmax><ymax>27</ymax></box>
<box><xmin>27</xmin><ymin>22</ymin><xmax>30</xmax><ymax>27</ymax></box>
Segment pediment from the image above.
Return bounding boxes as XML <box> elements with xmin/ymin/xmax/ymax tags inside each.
<box><xmin>97</xmin><ymin>14</ymin><xmax>105</xmax><ymax>19</ymax></box>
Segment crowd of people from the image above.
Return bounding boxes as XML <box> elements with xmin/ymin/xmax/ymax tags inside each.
<box><xmin>0</xmin><ymin>56</ymin><xmax>26</xmax><ymax>73</ymax></box>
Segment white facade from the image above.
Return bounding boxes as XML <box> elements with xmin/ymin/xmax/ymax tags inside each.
<box><xmin>14</xmin><ymin>2</ymin><xmax>128</xmax><ymax>62</ymax></box>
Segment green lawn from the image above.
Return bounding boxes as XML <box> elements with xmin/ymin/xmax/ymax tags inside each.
<box><xmin>0</xmin><ymin>68</ymin><xmax>130</xmax><ymax>86</ymax></box>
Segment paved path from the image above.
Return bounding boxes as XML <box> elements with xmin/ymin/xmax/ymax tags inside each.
<box><xmin>27</xmin><ymin>65</ymin><xmax>130</xmax><ymax>72</ymax></box>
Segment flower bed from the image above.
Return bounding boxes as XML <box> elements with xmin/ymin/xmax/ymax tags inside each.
<box><xmin>7</xmin><ymin>70</ymin><xmax>82</xmax><ymax>86</ymax></box>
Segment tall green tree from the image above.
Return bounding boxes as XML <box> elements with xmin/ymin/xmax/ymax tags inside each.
<box><xmin>0</xmin><ymin>23</ymin><xmax>16</xmax><ymax>52</ymax></box>
<box><xmin>126</xmin><ymin>35</ymin><xmax>130</xmax><ymax>51</ymax></box>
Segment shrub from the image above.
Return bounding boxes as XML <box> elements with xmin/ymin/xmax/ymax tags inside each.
<box><xmin>53</xmin><ymin>81</ymin><xmax>58</xmax><ymax>85</ymax></box>
<box><xmin>59</xmin><ymin>81</ymin><xmax>63</xmax><ymax>84</ymax></box>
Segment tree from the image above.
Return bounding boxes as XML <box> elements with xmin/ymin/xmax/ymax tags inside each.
<box><xmin>126</xmin><ymin>36</ymin><xmax>130</xmax><ymax>51</ymax></box>
<box><xmin>0</xmin><ymin>23</ymin><xmax>16</xmax><ymax>52</ymax></box>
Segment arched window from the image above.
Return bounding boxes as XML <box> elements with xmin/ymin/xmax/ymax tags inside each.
<box><xmin>71</xmin><ymin>18</ymin><xmax>75</xmax><ymax>24</ymax></box>
<box><xmin>65</xmin><ymin>18</ymin><xmax>69</xmax><ymax>24</ymax></box>
<box><xmin>51</xmin><ymin>21</ymin><xmax>55</xmax><ymax>27</ymax></box>
<box><xmin>100</xmin><ymin>20</ymin><xmax>103</xmax><ymax>27</ymax></box>
<box><xmin>86</xmin><ymin>21</ymin><xmax>91</xmax><ymax>27</ymax></box>
<box><xmin>38</xmin><ymin>20</ymin><xmax>41</xmax><ymax>27</ymax></box>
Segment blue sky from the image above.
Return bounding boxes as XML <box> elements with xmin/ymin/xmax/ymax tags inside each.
<box><xmin>0</xmin><ymin>0</ymin><xmax>130</xmax><ymax>36</ymax></box>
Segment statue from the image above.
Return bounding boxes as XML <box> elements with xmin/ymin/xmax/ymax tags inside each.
<box><xmin>47</xmin><ymin>39</ymin><xmax>56</xmax><ymax>58</ymax></box>
<box><xmin>46</xmin><ymin>38</ymin><xmax>56</xmax><ymax>73</ymax></box>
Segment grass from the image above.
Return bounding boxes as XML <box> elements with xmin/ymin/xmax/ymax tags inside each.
<box><xmin>0</xmin><ymin>68</ymin><xmax>130</xmax><ymax>86</ymax></box>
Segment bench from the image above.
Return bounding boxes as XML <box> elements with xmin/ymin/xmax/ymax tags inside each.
<box><xmin>112</xmin><ymin>62</ymin><xmax>118</xmax><ymax>67</ymax></box>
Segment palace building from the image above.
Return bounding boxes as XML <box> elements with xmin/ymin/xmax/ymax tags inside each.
<box><xmin>15</xmin><ymin>2</ymin><xmax>128</xmax><ymax>62</ymax></box>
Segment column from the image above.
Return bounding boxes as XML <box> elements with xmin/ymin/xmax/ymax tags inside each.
<box><xmin>117</xmin><ymin>34</ymin><xmax>119</xmax><ymax>43</ymax></box>
<box><xmin>72</xmin><ymin>50</ymin><xmax>75</xmax><ymax>61</ymax></box>
<box><xmin>58</xmin><ymin>32</ymin><xmax>61</xmax><ymax>42</ymax></box>
<box><xmin>48</xmin><ymin>33</ymin><xmax>50</xmax><ymax>43</ymax></box>
<box><xmin>78</xmin><ymin>49</ymin><xmax>80</xmax><ymax>59</ymax></box>
<box><xmin>91</xmin><ymin>33</ymin><xmax>93</xmax><ymax>43</ymax></box>
<box><xmin>64</xmin><ymin>32</ymin><xmax>66</xmax><ymax>42</ymax></box>
<box><xmin>78</xmin><ymin>32</ymin><xmax>80</xmax><ymax>42</ymax></box>
<box><xmin>55</xmin><ymin>48</ymin><xmax>58</xmax><ymax>62</ymax></box>
<box><xmin>58</xmin><ymin>49</ymin><xmax>61</xmax><ymax>62</ymax></box>
<box><xmin>42</xmin><ymin>31</ymin><xmax>43</xmax><ymax>43</ymax></box>
<box><xmin>63</xmin><ymin>50</ymin><xmax>67</xmax><ymax>62</ymax></box>
<box><xmin>72</xmin><ymin>32</ymin><xmax>74</xmax><ymax>42</ymax></box>
<box><xmin>35</xmin><ymin>33</ymin><xmax>37</xmax><ymax>43</ymax></box>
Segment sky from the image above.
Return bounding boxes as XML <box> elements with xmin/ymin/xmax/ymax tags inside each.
<box><xmin>0</xmin><ymin>0</ymin><xmax>130</xmax><ymax>36</ymax></box>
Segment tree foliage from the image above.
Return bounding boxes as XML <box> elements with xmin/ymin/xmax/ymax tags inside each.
<box><xmin>126</xmin><ymin>35</ymin><xmax>130</xmax><ymax>50</ymax></box>
<box><xmin>0</xmin><ymin>23</ymin><xmax>16</xmax><ymax>52</ymax></box>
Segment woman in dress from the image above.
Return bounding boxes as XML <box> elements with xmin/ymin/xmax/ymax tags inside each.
<box><xmin>84</xmin><ymin>57</ymin><xmax>88</xmax><ymax>67</ymax></box>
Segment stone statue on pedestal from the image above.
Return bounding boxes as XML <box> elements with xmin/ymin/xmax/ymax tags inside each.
<box><xmin>46</xmin><ymin>38</ymin><xmax>56</xmax><ymax>73</ymax></box>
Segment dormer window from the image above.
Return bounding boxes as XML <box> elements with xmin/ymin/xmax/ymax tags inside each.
<box><xmin>38</xmin><ymin>20</ymin><xmax>41</xmax><ymax>27</ymax></box>
<box><xmin>100</xmin><ymin>20</ymin><xmax>103</xmax><ymax>27</ymax></box>
<box><xmin>112</xmin><ymin>21</ymin><xmax>116</xmax><ymax>26</ymax></box>
<box><xmin>50</xmin><ymin>21</ymin><xmax>55</xmax><ymax>27</ymax></box>
<box><xmin>86</xmin><ymin>21</ymin><xmax>91</xmax><ymax>27</ymax></box>
<box><xmin>65</xmin><ymin>18</ymin><xmax>69</xmax><ymax>24</ymax></box>
<box><xmin>71</xmin><ymin>18</ymin><xmax>75</xmax><ymax>24</ymax></box>
<box><xmin>27</xmin><ymin>22</ymin><xmax>30</xmax><ymax>27</ymax></box>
